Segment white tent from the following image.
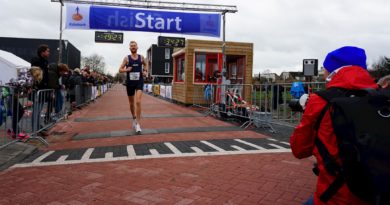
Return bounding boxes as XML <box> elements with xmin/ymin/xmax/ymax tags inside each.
<box><xmin>0</xmin><ymin>49</ymin><xmax>30</xmax><ymax>85</ymax></box>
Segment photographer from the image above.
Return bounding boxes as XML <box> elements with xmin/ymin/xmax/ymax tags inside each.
<box><xmin>290</xmin><ymin>46</ymin><xmax>378</xmax><ymax>205</ymax></box>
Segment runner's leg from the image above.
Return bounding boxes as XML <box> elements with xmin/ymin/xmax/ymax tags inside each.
<box><xmin>126</xmin><ymin>85</ymin><xmax>136</xmax><ymax>118</ymax></box>
<box><xmin>135</xmin><ymin>89</ymin><xmax>143</xmax><ymax>121</ymax></box>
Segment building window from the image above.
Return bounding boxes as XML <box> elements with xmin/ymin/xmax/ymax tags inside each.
<box><xmin>175</xmin><ymin>55</ymin><xmax>185</xmax><ymax>82</ymax></box>
<box><xmin>165</xmin><ymin>62</ymin><xmax>170</xmax><ymax>74</ymax></box>
<box><xmin>194</xmin><ymin>53</ymin><xmax>218</xmax><ymax>83</ymax></box>
<box><xmin>165</xmin><ymin>48</ymin><xmax>170</xmax><ymax>60</ymax></box>
<box><xmin>227</xmin><ymin>56</ymin><xmax>245</xmax><ymax>84</ymax></box>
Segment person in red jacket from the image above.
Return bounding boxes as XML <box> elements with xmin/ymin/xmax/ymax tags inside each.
<box><xmin>290</xmin><ymin>46</ymin><xmax>378</xmax><ymax>205</ymax></box>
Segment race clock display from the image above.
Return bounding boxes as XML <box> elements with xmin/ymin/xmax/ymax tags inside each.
<box><xmin>158</xmin><ymin>36</ymin><xmax>185</xmax><ymax>47</ymax></box>
<box><xmin>95</xmin><ymin>31</ymin><xmax>124</xmax><ymax>44</ymax></box>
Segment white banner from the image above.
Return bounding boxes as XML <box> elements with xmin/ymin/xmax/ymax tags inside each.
<box><xmin>66</xmin><ymin>4</ymin><xmax>90</xmax><ymax>30</ymax></box>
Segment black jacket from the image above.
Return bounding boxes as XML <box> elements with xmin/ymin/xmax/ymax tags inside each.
<box><xmin>30</xmin><ymin>56</ymin><xmax>49</xmax><ymax>90</ymax></box>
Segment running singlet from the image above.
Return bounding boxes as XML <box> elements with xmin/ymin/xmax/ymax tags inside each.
<box><xmin>126</xmin><ymin>55</ymin><xmax>143</xmax><ymax>86</ymax></box>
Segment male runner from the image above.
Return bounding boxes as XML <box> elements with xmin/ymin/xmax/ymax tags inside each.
<box><xmin>119</xmin><ymin>41</ymin><xmax>148</xmax><ymax>134</ymax></box>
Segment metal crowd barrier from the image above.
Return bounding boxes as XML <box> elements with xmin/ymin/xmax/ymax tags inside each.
<box><xmin>191</xmin><ymin>82</ymin><xmax>326</xmax><ymax>131</ymax></box>
<box><xmin>1</xmin><ymin>83</ymin><xmax>111</xmax><ymax>149</ymax></box>
<box><xmin>251</xmin><ymin>82</ymin><xmax>325</xmax><ymax>126</ymax></box>
<box><xmin>73</xmin><ymin>84</ymin><xmax>111</xmax><ymax>108</ymax></box>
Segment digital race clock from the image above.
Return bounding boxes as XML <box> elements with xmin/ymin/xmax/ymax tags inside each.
<box><xmin>158</xmin><ymin>36</ymin><xmax>185</xmax><ymax>47</ymax></box>
<box><xmin>95</xmin><ymin>31</ymin><xmax>124</xmax><ymax>44</ymax></box>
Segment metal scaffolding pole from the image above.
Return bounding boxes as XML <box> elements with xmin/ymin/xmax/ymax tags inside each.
<box><xmin>53</xmin><ymin>0</ymin><xmax>237</xmax><ymax>68</ymax></box>
<box><xmin>51</xmin><ymin>0</ymin><xmax>237</xmax><ymax>13</ymax></box>
<box><xmin>58</xmin><ymin>0</ymin><xmax>64</xmax><ymax>64</ymax></box>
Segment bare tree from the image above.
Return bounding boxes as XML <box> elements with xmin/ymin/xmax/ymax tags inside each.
<box><xmin>371</xmin><ymin>56</ymin><xmax>390</xmax><ymax>79</ymax></box>
<box><xmin>81</xmin><ymin>54</ymin><xmax>106</xmax><ymax>73</ymax></box>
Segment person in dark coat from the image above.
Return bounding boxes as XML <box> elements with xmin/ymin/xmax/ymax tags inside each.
<box><xmin>30</xmin><ymin>45</ymin><xmax>51</xmax><ymax>136</ymax></box>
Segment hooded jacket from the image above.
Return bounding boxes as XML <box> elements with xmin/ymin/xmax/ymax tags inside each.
<box><xmin>290</xmin><ymin>66</ymin><xmax>378</xmax><ymax>205</ymax></box>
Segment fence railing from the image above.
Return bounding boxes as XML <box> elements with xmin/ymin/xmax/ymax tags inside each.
<box><xmin>191</xmin><ymin>82</ymin><xmax>326</xmax><ymax>129</ymax></box>
<box><xmin>0</xmin><ymin>83</ymin><xmax>112</xmax><ymax>149</ymax></box>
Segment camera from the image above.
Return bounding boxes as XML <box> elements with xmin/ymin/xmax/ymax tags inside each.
<box><xmin>289</xmin><ymin>94</ymin><xmax>309</xmax><ymax>112</ymax></box>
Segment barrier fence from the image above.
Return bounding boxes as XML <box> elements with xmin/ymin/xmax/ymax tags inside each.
<box><xmin>144</xmin><ymin>82</ymin><xmax>326</xmax><ymax>131</ymax></box>
<box><xmin>0</xmin><ymin>84</ymin><xmax>111</xmax><ymax>149</ymax></box>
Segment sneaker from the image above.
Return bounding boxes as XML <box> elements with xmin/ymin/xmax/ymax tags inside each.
<box><xmin>135</xmin><ymin>123</ymin><xmax>142</xmax><ymax>134</ymax></box>
<box><xmin>132</xmin><ymin>120</ymin><xmax>137</xmax><ymax>130</ymax></box>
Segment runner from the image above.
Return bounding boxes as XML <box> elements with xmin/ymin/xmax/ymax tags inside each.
<box><xmin>118</xmin><ymin>41</ymin><xmax>148</xmax><ymax>134</ymax></box>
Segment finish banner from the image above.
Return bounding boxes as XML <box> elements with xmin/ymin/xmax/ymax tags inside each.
<box><xmin>65</xmin><ymin>4</ymin><xmax>221</xmax><ymax>37</ymax></box>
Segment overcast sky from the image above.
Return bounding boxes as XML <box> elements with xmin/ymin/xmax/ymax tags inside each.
<box><xmin>1</xmin><ymin>0</ymin><xmax>389</xmax><ymax>75</ymax></box>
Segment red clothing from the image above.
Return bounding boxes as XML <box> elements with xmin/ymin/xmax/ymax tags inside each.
<box><xmin>290</xmin><ymin>66</ymin><xmax>378</xmax><ymax>205</ymax></box>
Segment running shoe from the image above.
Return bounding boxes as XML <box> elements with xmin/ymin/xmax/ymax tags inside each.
<box><xmin>135</xmin><ymin>123</ymin><xmax>142</xmax><ymax>134</ymax></box>
<box><xmin>132</xmin><ymin>120</ymin><xmax>137</xmax><ymax>130</ymax></box>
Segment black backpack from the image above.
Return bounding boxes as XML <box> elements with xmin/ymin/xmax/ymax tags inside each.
<box><xmin>314</xmin><ymin>87</ymin><xmax>390</xmax><ymax>204</ymax></box>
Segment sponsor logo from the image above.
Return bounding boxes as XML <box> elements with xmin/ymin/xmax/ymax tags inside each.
<box><xmin>72</xmin><ymin>6</ymin><xmax>83</xmax><ymax>21</ymax></box>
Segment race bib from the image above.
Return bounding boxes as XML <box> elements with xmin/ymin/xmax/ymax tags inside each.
<box><xmin>129</xmin><ymin>72</ymin><xmax>140</xmax><ymax>81</ymax></box>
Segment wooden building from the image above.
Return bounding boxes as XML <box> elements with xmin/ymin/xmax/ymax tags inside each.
<box><xmin>172</xmin><ymin>39</ymin><xmax>253</xmax><ymax>105</ymax></box>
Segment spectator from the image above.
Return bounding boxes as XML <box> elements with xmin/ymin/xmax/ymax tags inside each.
<box><xmin>290</xmin><ymin>46</ymin><xmax>378</xmax><ymax>205</ymax></box>
<box><xmin>54</xmin><ymin>63</ymin><xmax>69</xmax><ymax>115</ymax></box>
<box><xmin>30</xmin><ymin>45</ymin><xmax>51</xmax><ymax>136</ymax></box>
<box><xmin>68</xmin><ymin>68</ymin><xmax>83</xmax><ymax>108</ymax></box>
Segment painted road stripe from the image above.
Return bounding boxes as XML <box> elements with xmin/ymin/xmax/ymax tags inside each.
<box><xmin>268</xmin><ymin>143</ymin><xmax>288</xmax><ymax>149</ymax></box>
<box><xmin>164</xmin><ymin>142</ymin><xmax>181</xmax><ymax>154</ymax></box>
<box><xmin>200</xmin><ymin>141</ymin><xmax>225</xmax><ymax>152</ymax></box>
<box><xmin>149</xmin><ymin>149</ymin><xmax>160</xmax><ymax>156</ymax></box>
<box><xmin>234</xmin><ymin>139</ymin><xmax>266</xmax><ymax>150</ymax></box>
<box><xmin>280</xmin><ymin>142</ymin><xmax>290</xmax><ymax>146</ymax></box>
<box><xmin>11</xmin><ymin>138</ymin><xmax>292</xmax><ymax>169</ymax></box>
<box><xmin>105</xmin><ymin>152</ymin><xmax>113</xmax><ymax>159</ymax></box>
<box><xmin>191</xmin><ymin>147</ymin><xmax>205</xmax><ymax>154</ymax></box>
<box><xmin>81</xmin><ymin>148</ymin><xmax>94</xmax><ymax>160</ymax></box>
<box><xmin>32</xmin><ymin>151</ymin><xmax>54</xmax><ymax>163</ymax></box>
<box><xmin>12</xmin><ymin>149</ymin><xmax>291</xmax><ymax>169</ymax></box>
<box><xmin>231</xmin><ymin>145</ymin><xmax>246</xmax><ymax>151</ymax></box>
<box><xmin>127</xmin><ymin>145</ymin><xmax>136</xmax><ymax>158</ymax></box>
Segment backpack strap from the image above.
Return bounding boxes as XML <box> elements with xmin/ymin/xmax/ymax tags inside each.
<box><xmin>314</xmin><ymin>88</ymin><xmax>348</xmax><ymax>203</ymax></box>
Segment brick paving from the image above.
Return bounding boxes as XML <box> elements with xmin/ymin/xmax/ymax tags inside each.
<box><xmin>0</xmin><ymin>84</ymin><xmax>316</xmax><ymax>204</ymax></box>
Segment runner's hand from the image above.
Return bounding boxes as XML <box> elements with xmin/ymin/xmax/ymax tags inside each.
<box><xmin>126</xmin><ymin>67</ymin><xmax>132</xmax><ymax>72</ymax></box>
<box><xmin>143</xmin><ymin>71</ymin><xmax>148</xmax><ymax>77</ymax></box>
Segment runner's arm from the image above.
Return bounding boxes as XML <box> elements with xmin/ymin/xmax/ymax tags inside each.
<box><xmin>118</xmin><ymin>56</ymin><xmax>131</xmax><ymax>73</ymax></box>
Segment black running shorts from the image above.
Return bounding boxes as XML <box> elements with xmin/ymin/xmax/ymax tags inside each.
<box><xmin>126</xmin><ymin>82</ymin><xmax>144</xmax><ymax>96</ymax></box>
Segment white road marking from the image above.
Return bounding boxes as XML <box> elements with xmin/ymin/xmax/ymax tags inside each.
<box><xmin>280</xmin><ymin>142</ymin><xmax>290</xmax><ymax>146</ymax></box>
<box><xmin>164</xmin><ymin>142</ymin><xmax>182</xmax><ymax>154</ymax></box>
<box><xmin>234</xmin><ymin>139</ymin><xmax>266</xmax><ymax>150</ymax></box>
<box><xmin>105</xmin><ymin>152</ymin><xmax>113</xmax><ymax>158</ymax></box>
<box><xmin>231</xmin><ymin>145</ymin><xmax>246</xmax><ymax>151</ymax></box>
<box><xmin>149</xmin><ymin>149</ymin><xmax>160</xmax><ymax>156</ymax></box>
<box><xmin>266</xmin><ymin>138</ymin><xmax>278</xmax><ymax>142</ymax></box>
<box><xmin>57</xmin><ymin>155</ymin><xmax>68</xmax><ymax>163</ymax></box>
<box><xmin>81</xmin><ymin>148</ymin><xmax>94</xmax><ymax>161</ymax></box>
<box><xmin>11</xmin><ymin>139</ymin><xmax>292</xmax><ymax>169</ymax></box>
<box><xmin>32</xmin><ymin>151</ymin><xmax>54</xmax><ymax>163</ymax></box>
<box><xmin>190</xmin><ymin>147</ymin><xmax>205</xmax><ymax>154</ymax></box>
<box><xmin>268</xmin><ymin>143</ymin><xmax>288</xmax><ymax>149</ymax></box>
<box><xmin>200</xmin><ymin>141</ymin><xmax>225</xmax><ymax>152</ymax></box>
<box><xmin>127</xmin><ymin>145</ymin><xmax>136</xmax><ymax>158</ymax></box>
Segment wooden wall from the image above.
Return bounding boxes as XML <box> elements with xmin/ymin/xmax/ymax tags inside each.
<box><xmin>173</xmin><ymin>39</ymin><xmax>253</xmax><ymax>105</ymax></box>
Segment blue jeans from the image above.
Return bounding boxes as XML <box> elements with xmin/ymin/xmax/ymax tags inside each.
<box><xmin>55</xmin><ymin>89</ymin><xmax>63</xmax><ymax>113</ymax></box>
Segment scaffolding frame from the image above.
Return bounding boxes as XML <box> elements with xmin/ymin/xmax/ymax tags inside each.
<box><xmin>53</xmin><ymin>0</ymin><xmax>237</xmax><ymax>71</ymax></box>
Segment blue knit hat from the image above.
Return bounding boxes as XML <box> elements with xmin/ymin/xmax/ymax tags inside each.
<box><xmin>323</xmin><ymin>46</ymin><xmax>367</xmax><ymax>73</ymax></box>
